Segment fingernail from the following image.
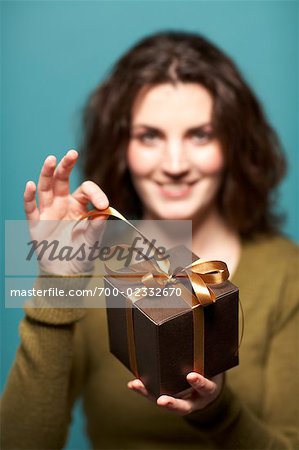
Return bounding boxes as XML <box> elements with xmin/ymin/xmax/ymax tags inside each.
<box><xmin>187</xmin><ymin>373</ymin><xmax>198</xmax><ymax>382</ymax></box>
<box><xmin>26</xmin><ymin>181</ymin><xmax>35</xmax><ymax>189</ymax></box>
<box><xmin>68</xmin><ymin>149</ymin><xmax>77</xmax><ymax>155</ymax></box>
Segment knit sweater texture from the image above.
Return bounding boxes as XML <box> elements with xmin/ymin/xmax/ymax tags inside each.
<box><xmin>1</xmin><ymin>234</ymin><xmax>299</xmax><ymax>449</ymax></box>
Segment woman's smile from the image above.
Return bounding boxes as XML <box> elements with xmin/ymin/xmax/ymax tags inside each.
<box><xmin>155</xmin><ymin>180</ymin><xmax>199</xmax><ymax>199</ymax></box>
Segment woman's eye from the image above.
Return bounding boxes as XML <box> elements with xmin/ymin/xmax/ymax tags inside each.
<box><xmin>134</xmin><ymin>131</ymin><xmax>161</xmax><ymax>145</ymax></box>
<box><xmin>190</xmin><ymin>130</ymin><xmax>213</xmax><ymax>145</ymax></box>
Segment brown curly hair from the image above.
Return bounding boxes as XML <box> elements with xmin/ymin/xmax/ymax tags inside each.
<box><xmin>81</xmin><ymin>31</ymin><xmax>286</xmax><ymax>239</ymax></box>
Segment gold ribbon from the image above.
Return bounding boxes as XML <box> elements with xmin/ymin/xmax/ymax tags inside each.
<box><xmin>76</xmin><ymin>207</ymin><xmax>231</xmax><ymax>377</ymax></box>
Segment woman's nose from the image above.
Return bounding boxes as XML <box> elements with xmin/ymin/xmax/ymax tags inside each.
<box><xmin>160</xmin><ymin>140</ymin><xmax>190</xmax><ymax>176</ymax></box>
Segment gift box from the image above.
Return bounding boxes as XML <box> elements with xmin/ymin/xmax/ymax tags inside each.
<box><xmin>104</xmin><ymin>245</ymin><xmax>239</xmax><ymax>398</ymax></box>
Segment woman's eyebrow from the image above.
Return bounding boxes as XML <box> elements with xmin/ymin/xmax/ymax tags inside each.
<box><xmin>186</xmin><ymin>123</ymin><xmax>213</xmax><ymax>132</ymax></box>
<box><xmin>131</xmin><ymin>123</ymin><xmax>213</xmax><ymax>131</ymax></box>
<box><xmin>130</xmin><ymin>125</ymin><xmax>165</xmax><ymax>136</ymax></box>
<box><xmin>131</xmin><ymin>124</ymin><xmax>162</xmax><ymax>131</ymax></box>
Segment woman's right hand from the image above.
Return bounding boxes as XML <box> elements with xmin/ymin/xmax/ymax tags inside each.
<box><xmin>24</xmin><ymin>149</ymin><xmax>109</xmax><ymax>275</ymax></box>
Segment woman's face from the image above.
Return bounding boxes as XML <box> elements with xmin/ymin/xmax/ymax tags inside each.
<box><xmin>127</xmin><ymin>83</ymin><xmax>225</xmax><ymax>220</ymax></box>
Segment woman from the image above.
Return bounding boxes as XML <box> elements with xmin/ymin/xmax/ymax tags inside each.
<box><xmin>2</xmin><ymin>32</ymin><xmax>298</xmax><ymax>449</ymax></box>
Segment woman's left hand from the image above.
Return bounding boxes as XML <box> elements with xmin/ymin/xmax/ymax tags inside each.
<box><xmin>127</xmin><ymin>372</ymin><xmax>224</xmax><ymax>415</ymax></box>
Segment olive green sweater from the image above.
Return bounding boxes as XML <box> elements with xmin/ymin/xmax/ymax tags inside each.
<box><xmin>1</xmin><ymin>235</ymin><xmax>299</xmax><ymax>449</ymax></box>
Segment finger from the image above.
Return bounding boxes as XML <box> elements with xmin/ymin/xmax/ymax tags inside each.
<box><xmin>84</xmin><ymin>216</ymin><xmax>108</xmax><ymax>246</ymax></box>
<box><xmin>157</xmin><ymin>395</ymin><xmax>193</xmax><ymax>415</ymax></box>
<box><xmin>186</xmin><ymin>372</ymin><xmax>216</xmax><ymax>396</ymax></box>
<box><xmin>37</xmin><ymin>155</ymin><xmax>56</xmax><ymax>209</ymax></box>
<box><xmin>73</xmin><ymin>216</ymin><xmax>108</xmax><ymax>248</ymax></box>
<box><xmin>127</xmin><ymin>379</ymin><xmax>152</xmax><ymax>399</ymax></box>
<box><xmin>53</xmin><ymin>149</ymin><xmax>78</xmax><ymax>196</ymax></box>
<box><xmin>24</xmin><ymin>181</ymin><xmax>40</xmax><ymax>221</ymax></box>
<box><xmin>72</xmin><ymin>180</ymin><xmax>109</xmax><ymax>210</ymax></box>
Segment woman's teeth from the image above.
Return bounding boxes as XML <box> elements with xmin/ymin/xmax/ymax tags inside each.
<box><xmin>162</xmin><ymin>183</ymin><xmax>189</xmax><ymax>191</ymax></box>
<box><xmin>158</xmin><ymin>182</ymin><xmax>195</xmax><ymax>198</ymax></box>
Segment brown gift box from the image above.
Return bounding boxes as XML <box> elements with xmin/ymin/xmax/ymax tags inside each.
<box><xmin>104</xmin><ymin>245</ymin><xmax>239</xmax><ymax>398</ymax></box>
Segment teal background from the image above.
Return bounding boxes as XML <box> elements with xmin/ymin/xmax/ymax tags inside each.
<box><xmin>1</xmin><ymin>1</ymin><xmax>298</xmax><ymax>449</ymax></box>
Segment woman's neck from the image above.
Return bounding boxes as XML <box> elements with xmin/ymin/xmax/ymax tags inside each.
<box><xmin>142</xmin><ymin>205</ymin><xmax>241</xmax><ymax>279</ymax></box>
<box><xmin>191</xmin><ymin>206</ymin><xmax>241</xmax><ymax>278</ymax></box>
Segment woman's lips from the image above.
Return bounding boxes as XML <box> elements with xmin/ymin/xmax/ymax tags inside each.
<box><xmin>156</xmin><ymin>181</ymin><xmax>197</xmax><ymax>199</ymax></box>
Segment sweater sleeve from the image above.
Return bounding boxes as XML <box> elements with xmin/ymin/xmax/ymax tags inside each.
<box><xmin>0</xmin><ymin>272</ymin><xmax>89</xmax><ymax>450</ymax></box>
<box><xmin>185</xmin><ymin>245</ymin><xmax>299</xmax><ymax>450</ymax></box>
